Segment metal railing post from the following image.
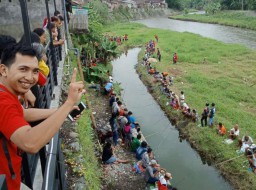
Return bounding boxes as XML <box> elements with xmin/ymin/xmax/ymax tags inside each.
<box><xmin>45</xmin><ymin>0</ymin><xmax>53</xmax><ymax>46</ymax></box>
<box><xmin>62</xmin><ymin>0</ymin><xmax>69</xmax><ymax>47</ymax></box>
<box><xmin>53</xmin><ymin>0</ymin><xmax>57</xmax><ymax>12</ymax></box>
<box><xmin>45</xmin><ymin>0</ymin><xmax>58</xmax><ymax>85</ymax></box>
<box><xmin>0</xmin><ymin>175</ymin><xmax>7</xmax><ymax>190</ymax></box>
<box><xmin>19</xmin><ymin>0</ymin><xmax>31</xmax><ymax>46</ymax></box>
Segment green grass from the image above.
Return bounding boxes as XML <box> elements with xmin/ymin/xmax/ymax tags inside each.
<box><xmin>103</xmin><ymin>22</ymin><xmax>256</xmax><ymax>190</ymax></box>
<box><xmin>170</xmin><ymin>10</ymin><xmax>256</xmax><ymax>30</ymax></box>
<box><xmin>65</xmin><ymin>52</ymin><xmax>102</xmax><ymax>190</ymax></box>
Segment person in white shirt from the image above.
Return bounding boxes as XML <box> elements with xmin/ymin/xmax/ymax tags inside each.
<box><xmin>229</xmin><ymin>124</ymin><xmax>240</xmax><ymax>140</ymax></box>
<box><xmin>158</xmin><ymin>172</ymin><xmax>172</xmax><ymax>187</ymax></box>
<box><xmin>180</xmin><ymin>91</ymin><xmax>185</xmax><ymax>106</ymax></box>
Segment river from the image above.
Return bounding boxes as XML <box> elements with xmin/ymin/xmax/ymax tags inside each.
<box><xmin>112</xmin><ymin>48</ymin><xmax>232</xmax><ymax>190</ymax></box>
<box><xmin>112</xmin><ymin>18</ymin><xmax>256</xmax><ymax>189</ymax></box>
<box><xmin>136</xmin><ymin>17</ymin><xmax>256</xmax><ymax>49</ymax></box>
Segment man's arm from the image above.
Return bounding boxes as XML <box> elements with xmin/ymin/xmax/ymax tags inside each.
<box><xmin>20</xmin><ymin>90</ymin><xmax>36</xmax><ymax>108</ymax></box>
<box><xmin>149</xmin><ymin>167</ymin><xmax>154</xmax><ymax>178</ymax></box>
<box><xmin>23</xmin><ymin>108</ymin><xmax>57</xmax><ymax>122</ymax></box>
<box><xmin>10</xmin><ymin>69</ymin><xmax>85</xmax><ymax>154</ymax></box>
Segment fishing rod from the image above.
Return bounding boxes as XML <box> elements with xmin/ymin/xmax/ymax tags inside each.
<box><xmin>152</xmin><ymin>124</ymin><xmax>173</xmax><ymax>156</ymax></box>
<box><xmin>214</xmin><ymin>154</ymin><xmax>245</xmax><ymax>166</ymax></box>
<box><xmin>144</xmin><ymin>121</ymin><xmax>176</xmax><ymax>139</ymax></box>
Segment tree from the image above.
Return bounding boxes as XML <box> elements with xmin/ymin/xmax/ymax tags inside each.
<box><xmin>166</xmin><ymin>0</ymin><xmax>183</xmax><ymax>10</ymax></box>
<box><xmin>205</xmin><ymin>2</ymin><xmax>221</xmax><ymax>14</ymax></box>
<box><xmin>99</xmin><ymin>38</ymin><xmax>119</xmax><ymax>64</ymax></box>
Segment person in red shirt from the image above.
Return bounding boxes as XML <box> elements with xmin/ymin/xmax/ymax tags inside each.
<box><xmin>0</xmin><ymin>44</ymin><xmax>85</xmax><ymax>189</ymax></box>
<box><xmin>154</xmin><ymin>34</ymin><xmax>159</xmax><ymax>42</ymax></box>
<box><xmin>173</xmin><ymin>52</ymin><xmax>178</xmax><ymax>64</ymax></box>
<box><xmin>157</xmin><ymin>172</ymin><xmax>172</xmax><ymax>190</ymax></box>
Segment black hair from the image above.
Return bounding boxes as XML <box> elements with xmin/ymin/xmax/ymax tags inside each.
<box><xmin>1</xmin><ymin>44</ymin><xmax>37</xmax><ymax>67</ymax></box>
<box><xmin>18</xmin><ymin>32</ymin><xmax>40</xmax><ymax>45</ymax></box>
<box><xmin>33</xmin><ymin>28</ymin><xmax>45</xmax><ymax>37</ymax></box>
<box><xmin>212</xmin><ymin>103</ymin><xmax>215</xmax><ymax>106</ymax></box>
<box><xmin>141</xmin><ymin>141</ymin><xmax>148</xmax><ymax>148</ymax></box>
<box><xmin>147</xmin><ymin>147</ymin><xmax>152</xmax><ymax>153</ymax></box>
<box><xmin>128</xmin><ymin>111</ymin><xmax>132</xmax><ymax>115</ymax></box>
<box><xmin>51</xmin><ymin>16</ymin><xmax>59</xmax><ymax>22</ymax></box>
<box><xmin>54</xmin><ymin>10</ymin><xmax>61</xmax><ymax>16</ymax></box>
<box><xmin>58</xmin><ymin>15</ymin><xmax>64</xmax><ymax>21</ymax></box>
<box><xmin>0</xmin><ymin>35</ymin><xmax>16</xmax><ymax>58</ymax></box>
<box><xmin>181</xmin><ymin>91</ymin><xmax>184</xmax><ymax>94</ymax></box>
<box><xmin>219</xmin><ymin>122</ymin><xmax>222</xmax><ymax>126</ymax></box>
<box><xmin>137</xmin><ymin>134</ymin><xmax>141</xmax><ymax>139</ymax></box>
<box><xmin>104</xmin><ymin>141</ymin><xmax>112</xmax><ymax>149</ymax></box>
<box><xmin>117</xmin><ymin>101</ymin><xmax>122</xmax><ymax>105</ymax></box>
<box><xmin>206</xmin><ymin>103</ymin><xmax>209</xmax><ymax>106</ymax></box>
<box><xmin>47</xmin><ymin>22</ymin><xmax>56</xmax><ymax>30</ymax></box>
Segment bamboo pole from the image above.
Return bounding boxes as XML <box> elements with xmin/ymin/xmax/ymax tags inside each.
<box><xmin>215</xmin><ymin>154</ymin><xmax>245</xmax><ymax>166</ymax></box>
<box><xmin>76</xmin><ymin>54</ymin><xmax>97</xmax><ymax>129</ymax></box>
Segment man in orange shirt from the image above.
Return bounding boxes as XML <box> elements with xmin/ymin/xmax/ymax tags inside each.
<box><xmin>217</xmin><ymin>122</ymin><xmax>226</xmax><ymax>136</ymax></box>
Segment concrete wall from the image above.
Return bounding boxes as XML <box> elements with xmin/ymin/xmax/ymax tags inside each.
<box><xmin>0</xmin><ymin>0</ymin><xmax>62</xmax><ymax>39</ymax></box>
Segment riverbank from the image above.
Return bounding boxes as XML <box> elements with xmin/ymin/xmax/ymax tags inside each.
<box><xmin>169</xmin><ymin>10</ymin><xmax>256</xmax><ymax>30</ymax></box>
<box><xmin>103</xmin><ymin>22</ymin><xmax>256</xmax><ymax>190</ymax></box>
<box><xmin>87</xmin><ymin>84</ymin><xmax>146</xmax><ymax>190</ymax></box>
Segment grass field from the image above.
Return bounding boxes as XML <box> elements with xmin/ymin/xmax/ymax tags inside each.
<box><xmin>170</xmin><ymin>10</ymin><xmax>256</xmax><ymax>30</ymax></box>
<box><xmin>103</xmin><ymin>22</ymin><xmax>256</xmax><ymax>189</ymax></box>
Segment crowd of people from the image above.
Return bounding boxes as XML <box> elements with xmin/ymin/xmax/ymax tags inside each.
<box><xmin>0</xmin><ymin>10</ymin><xmax>86</xmax><ymax>190</ymax></box>
<box><xmin>140</xmin><ymin>35</ymin><xmax>256</xmax><ymax>174</ymax></box>
<box><xmin>100</xmin><ymin>75</ymin><xmax>177</xmax><ymax>190</ymax></box>
<box><xmin>107</xmin><ymin>34</ymin><xmax>129</xmax><ymax>45</ymax></box>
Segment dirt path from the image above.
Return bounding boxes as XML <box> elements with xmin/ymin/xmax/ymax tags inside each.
<box><xmin>88</xmin><ymin>88</ymin><xmax>146</xmax><ymax>190</ymax></box>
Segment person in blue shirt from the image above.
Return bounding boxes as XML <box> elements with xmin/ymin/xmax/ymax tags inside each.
<box><xmin>136</xmin><ymin>141</ymin><xmax>148</xmax><ymax>160</ymax></box>
<box><xmin>127</xmin><ymin>111</ymin><xmax>136</xmax><ymax>129</ymax></box>
<box><xmin>104</xmin><ymin>81</ymin><xmax>113</xmax><ymax>95</ymax></box>
<box><xmin>109</xmin><ymin>92</ymin><xmax>116</xmax><ymax>107</ymax></box>
<box><xmin>208</xmin><ymin>103</ymin><xmax>216</xmax><ymax>127</ymax></box>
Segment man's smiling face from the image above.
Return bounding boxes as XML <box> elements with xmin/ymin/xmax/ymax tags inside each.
<box><xmin>0</xmin><ymin>53</ymin><xmax>39</xmax><ymax>96</ymax></box>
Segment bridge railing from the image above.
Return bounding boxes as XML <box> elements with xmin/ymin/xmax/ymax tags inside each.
<box><xmin>0</xmin><ymin>0</ymin><xmax>69</xmax><ymax>189</ymax></box>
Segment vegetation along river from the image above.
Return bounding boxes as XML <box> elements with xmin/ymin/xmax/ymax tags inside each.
<box><xmin>112</xmin><ymin>48</ymin><xmax>232</xmax><ymax>190</ymax></box>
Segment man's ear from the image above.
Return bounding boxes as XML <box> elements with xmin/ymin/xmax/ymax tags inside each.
<box><xmin>0</xmin><ymin>64</ymin><xmax>8</xmax><ymax>77</ymax></box>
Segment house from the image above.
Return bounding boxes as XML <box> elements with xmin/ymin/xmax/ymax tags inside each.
<box><xmin>134</xmin><ymin>0</ymin><xmax>146</xmax><ymax>8</ymax></box>
<box><xmin>145</xmin><ymin>0</ymin><xmax>167</xmax><ymax>8</ymax></box>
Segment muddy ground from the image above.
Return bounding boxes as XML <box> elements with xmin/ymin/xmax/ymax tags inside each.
<box><xmin>88</xmin><ymin>88</ymin><xmax>146</xmax><ymax>190</ymax></box>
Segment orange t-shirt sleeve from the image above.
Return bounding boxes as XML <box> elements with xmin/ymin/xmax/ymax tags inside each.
<box><xmin>221</xmin><ymin>127</ymin><xmax>226</xmax><ymax>134</ymax></box>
